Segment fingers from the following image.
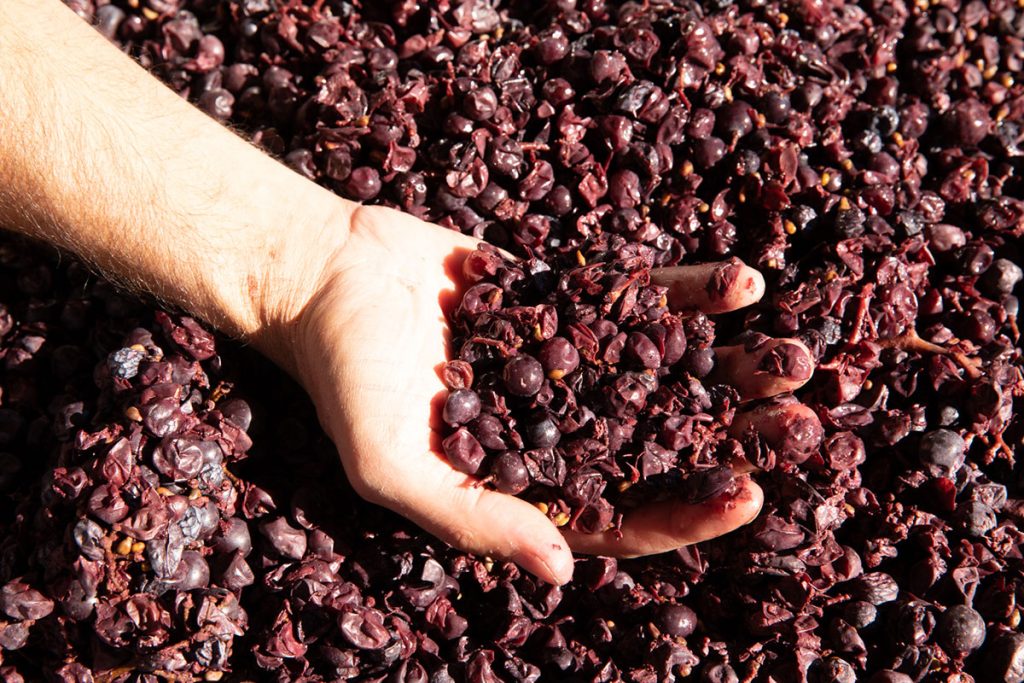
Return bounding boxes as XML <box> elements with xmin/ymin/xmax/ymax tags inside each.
<box><xmin>729</xmin><ymin>400</ymin><xmax>824</xmax><ymax>469</ymax></box>
<box><xmin>562</xmin><ymin>476</ymin><xmax>763</xmax><ymax>557</ymax></box>
<box><xmin>366</xmin><ymin>464</ymin><xmax>576</xmax><ymax>585</ymax></box>
<box><xmin>651</xmin><ymin>258</ymin><xmax>765</xmax><ymax>314</ymax></box>
<box><xmin>713</xmin><ymin>338</ymin><xmax>814</xmax><ymax>399</ymax></box>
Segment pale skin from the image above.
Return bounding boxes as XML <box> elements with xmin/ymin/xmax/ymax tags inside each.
<box><xmin>0</xmin><ymin>0</ymin><xmax>816</xmax><ymax>584</ymax></box>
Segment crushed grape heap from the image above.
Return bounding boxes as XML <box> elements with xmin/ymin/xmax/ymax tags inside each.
<box><xmin>0</xmin><ymin>0</ymin><xmax>1020</xmax><ymax>680</ymax></box>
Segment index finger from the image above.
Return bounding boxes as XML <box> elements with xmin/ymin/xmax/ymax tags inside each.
<box><xmin>651</xmin><ymin>258</ymin><xmax>765</xmax><ymax>313</ymax></box>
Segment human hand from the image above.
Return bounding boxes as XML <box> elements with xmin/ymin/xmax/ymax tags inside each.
<box><xmin>259</xmin><ymin>204</ymin><xmax>817</xmax><ymax>585</ymax></box>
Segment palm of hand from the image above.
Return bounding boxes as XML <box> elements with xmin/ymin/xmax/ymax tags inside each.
<box><xmin>290</xmin><ymin>208</ymin><xmax>576</xmax><ymax>581</ymax></box>
<box><xmin>287</xmin><ymin>205</ymin><xmax>812</xmax><ymax>585</ymax></box>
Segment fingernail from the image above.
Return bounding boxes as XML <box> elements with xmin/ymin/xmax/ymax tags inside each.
<box><xmin>541</xmin><ymin>545</ymin><xmax>575</xmax><ymax>585</ymax></box>
<box><xmin>513</xmin><ymin>545</ymin><xmax>574</xmax><ymax>585</ymax></box>
<box><xmin>705</xmin><ymin>259</ymin><xmax>743</xmax><ymax>300</ymax></box>
<box><xmin>757</xmin><ymin>342</ymin><xmax>813</xmax><ymax>380</ymax></box>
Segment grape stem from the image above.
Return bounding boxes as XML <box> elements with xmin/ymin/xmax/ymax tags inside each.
<box><xmin>877</xmin><ymin>329</ymin><xmax>982</xmax><ymax>380</ymax></box>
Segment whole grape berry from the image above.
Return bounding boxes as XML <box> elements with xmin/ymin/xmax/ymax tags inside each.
<box><xmin>523</xmin><ymin>416</ymin><xmax>560</xmax><ymax>448</ymax></box>
<box><xmin>943</xmin><ymin>98</ymin><xmax>992</xmax><ymax>146</ymax></box>
<box><xmin>624</xmin><ymin>332</ymin><xmax>661</xmax><ymax>369</ymax></box>
<box><xmin>918</xmin><ymin>429</ymin><xmax>966</xmax><ymax>477</ymax></box>
<box><xmin>657</xmin><ymin>603</ymin><xmax>697</xmax><ymax>637</ymax></box>
<box><xmin>503</xmin><ymin>354</ymin><xmax>544</xmax><ymax>396</ymax></box>
<box><xmin>491</xmin><ymin>451</ymin><xmax>530</xmax><ymax>494</ymax></box>
<box><xmin>443</xmin><ymin>389</ymin><xmax>481</xmax><ymax>426</ymax></box>
<box><xmin>538</xmin><ymin>337</ymin><xmax>580</xmax><ymax>379</ymax></box>
<box><xmin>841</xmin><ymin>600</ymin><xmax>877</xmax><ymax>629</ymax></box>
<box><xmin>981</xmin><ymin>258</ymin><xmax>1023</xmax><ymax>297</ymax></box>
<box><xmin>936</xmin><ymin>605</ymin><xmax>986</xmax><ymax>655</ymax></box>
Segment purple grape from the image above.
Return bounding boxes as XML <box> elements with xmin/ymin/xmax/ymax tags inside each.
<box><xmin>936</xmin><ymin>605</ymin><xmax>986</xmax><ymax>655</ymax></box>
<box><xmin>918</xmin><ymin>429</ymin><xmax>966</xmax><ymax>477</ymax></box>
<box><xmin>443</xmin><ymin>389</ymin><xmax>482</xmax><ymax>426</ymax></box>
<box><xmin>502</xmin><ymin>355</ymin><xmax>544</xmax><ymax>397</ymax></box>
<box><xmin>657</xmin><ymin>603</ymin><xmax>697</xmax><ymax>637</ymax></box>
<box><xmin>537</xmin><ymin>337</ymin><xmax>580</xmax><ymax>379</ymax></box>
<box><xmin>523</xmin><ymin>416</ymin><xmax>560</xmax><ymax>448</ymax></box>
<box><xmin>491</xmin><ymin>451</ymin><xmax>530</xmax><ymax>494</ymax></box>
<box><xmin>693</xmin><ymin>137</ymin><xmax>727</xmax><ymax>169</ymax></box>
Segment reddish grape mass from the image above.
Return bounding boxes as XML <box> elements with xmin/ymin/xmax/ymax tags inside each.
<box><xmin>0</xmin><ymin>0</ymin><xmax>1020</xmax><ymax>680</ymax></box>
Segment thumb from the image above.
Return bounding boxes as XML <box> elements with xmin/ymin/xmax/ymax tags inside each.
<box><xmin>390</xmin><ymin>468</ymin><xmax>576</xmax><ymax>585</ymax></box>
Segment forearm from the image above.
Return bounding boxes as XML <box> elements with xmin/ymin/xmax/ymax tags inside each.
<box><xmin>0</xmin><ymin>0</ymin><xmax>352</xmax><ymax>348</ymax></box>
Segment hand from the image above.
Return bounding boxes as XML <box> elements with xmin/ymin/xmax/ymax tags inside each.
<box><xmin>263</xmin><ymin>204</ymin><xmax>817</xmax><ymax>585</ymax></box>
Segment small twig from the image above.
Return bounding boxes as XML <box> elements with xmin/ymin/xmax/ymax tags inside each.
<box><xmin>877</xmin><ymin>330</ymin><xmax>982</xmax><ymax>380</ymax></box>
<box><xmin>847</xmin><ymin>284</ymin><xmax>874</xmax><ymax>345</ymax></box>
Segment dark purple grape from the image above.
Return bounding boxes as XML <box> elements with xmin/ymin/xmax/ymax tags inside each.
<box><xmin>984</xmin><ymin>631</ymin><xmax>1024</xmax><ymax>683</ymax></box>
<box><xmin>491</xmin><ymin>451</ymin><xmax>530</xmax><ymax>494</ymax></box>
<box><xmin>541</xmin><ymin>78</ymin><xmax>574</xmax><ymax>106</ymax></box>
<box><xmin>852</xmin><ymin>572</ymin><xmax>899</xmax><ymax>605</ymax></box>
<box><xmin>94</xmin><ymin>4</ymin><xmax>125</xmax><ymax>40</ymax></box>
<box><xmin>956</xmin><ymin>500</ymin><xmax>997</xmax><ymax>537</ymax></box>
<box><xmin>167</xmin><ymin>550</ymin><xmax>210</xmax><ymax>591</ymax></box>
<box><xmin>793</xmin><ymin>82</ymin><xmax>823</xmax><ymax>111</ymax></box>
<box><xmin>682</xmin><ymin>347</ymin><xmax>715</xmax><ymax>377</ymax></box>
<box><xmin>657</xmin><ymin>603</ymin><xmax>697</xmax><ymax>637</ymax></box>
<box><xmin>535</xmin><ymin>29</ymin><xmax>569</xmax><ymax>64</ymax></box>
<box><xmin>692</xmin><ymin>137</ymin><xmax>727</xmax><ymax>169</ymax></box>
<box><xmin>590</xmin><ymin>50</ymin><xmax>628</xmax><ymax>85</ymax></box>
<box><xmin>503</xmin><ymin>355</ymin><xmax>544</xmax><ymax>397</ymax></box>
<box><xmin>700</xmin><ymin>662</ymin><xmax>739</xmax><ymax>683</ymax></box>
<box><xmin>716</xmin><ymin>101</ymin><xmax>753</xmax><ymax>140</ymax></box>
<box><xmin>472</xmin><ymin>414</ymin><xmax>507</xmax><ymax>451</ymax></box>
<box><xmin>608</xmin><ymin>170</ymin><xmax>641</xmax><ymax>209</ymax></box>
<box><xmin>981</xmin><ymin>258</ymin><xmax>1023</xmax><ymax>297</ymax></box>
<box><xmin>259</xmin><ymin>517</ymin><xmax>307</xmax><ymax>560</ymax></box>
<box><xmin>344</xmin><ymin>167</ymin><xmax>381</xmax><ymax>201</ymax></box>
<box><xmin>763</xmin><ymin>91</ymin><xmax>791</xmax><ymax>124</ymax></box>
<box><xmin>943</xmin><ymin>98</ymin><xmax>992</xmax><ymax>146</ymax></box>
<box><xmin>538</xmin><ymin>338</ymin><xmax>580</xmax><ymax>379</ymax></box>
<box><xmin>544</xmin><ymin>185</ymin><xmax>573</xmax><ymax>216</ymax></box>
<box><xmin>936</xmin><ymin>605</ymin><xmax>986</xmax><ymax>655</ymax></box>
<box><xmin>443</xmin><ymin>389</ymin><xmax>482</xmax><ymax>426</ymax></box>
<box><xmin>219</xmin><ymin>398</ymin><xmax>253</xmax><ymax>431</ymax></box>
<box><xmin>918</xmin><ymin>429</ymin><xmax>966</xmax><ymax>477</ymax></box>
<box><xmin>841</xmin><ymin>601</ymin><xmax>877</xmax><ymax>629</ymax></box>
<box><xmin>523</xmin><ymin>417</ymin><xmax>560</xmax><ymax>448</ymax></box>
<box><xmin>0</xmin><ymin>582</ymin><xmax>53</xmax><ymax>621</ymax></box>
<box><xmin>624</xmin><ymin>332</ymin><xmax>660</xmax><ymax>369</ymax></box>
<box><xmin>72</xmin><ymin>518</ymin><xmax>105</xmax><ymax>561</ymax></box>
<box><xmin>213</xmin><ymin>518</ymin><xmax>252</xmax><ymax>557</ymax></box>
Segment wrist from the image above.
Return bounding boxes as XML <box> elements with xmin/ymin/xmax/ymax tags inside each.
<box><xmin>240</xmin><ymin>189</ymin><xmax>357</xmax><ymax>376</ymax></box>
